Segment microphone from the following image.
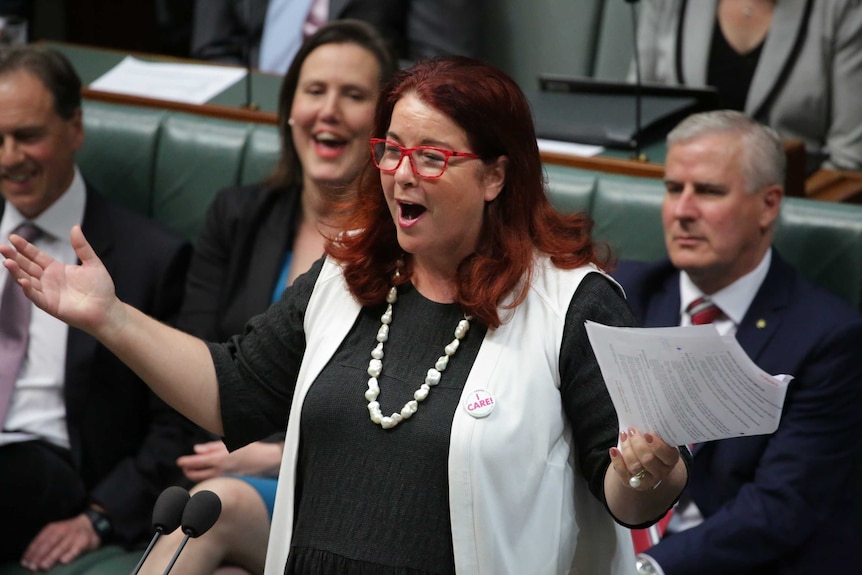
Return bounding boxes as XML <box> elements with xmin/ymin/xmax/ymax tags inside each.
<box><xmin>129</xmin><ymin>486</ymin><xmax>190</xmax><ymax>575</ymax></box>
<box><xmin>625</xmin><ymin>0</ymin><xmax>648</xmax><ymax>162</ymax></box>
<box><xmin>162</xmin><ymin>490</ymin><xmax>222</xmax><ymax>575</ymax></box>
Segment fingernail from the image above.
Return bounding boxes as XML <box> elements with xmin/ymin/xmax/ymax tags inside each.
<box><xmin>628</xmin><ymin>427</ymin><xmax>637</xmax><ymax>437</ymax></box>
<box><xmin>645</xmin><ymin>433</ymin><xmax>654</xmax><ymax>443</ymax></box>
<box><xmin>609</xmin><ymin>447</ymin><xmax>619</xmax><ymax>458</ymax></box>
<box><xmin>620</xmin><ymin>431</ymin><xmax>628</xmax><ymax>442</ymax></box>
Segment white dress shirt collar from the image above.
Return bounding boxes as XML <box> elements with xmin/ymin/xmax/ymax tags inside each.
<box><xmin>679</xmin><ymin>248</ymin><xmax>772</xmax><ymax>331</ymax></box>
<box><xmin>1</xmin><ymin>166</ymin><xmax>87</xmax><ymax>242</ymax></box>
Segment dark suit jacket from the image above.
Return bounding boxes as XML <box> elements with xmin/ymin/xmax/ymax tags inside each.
<box><xmin>178</xmin><ymin>183</ymin><xmax>301</xmax><ymax>341</ymax></box>
<box><xmin>191</xmin><ymin>0</ymin><xmax>481</xmax><ymax>68</ymax></box>
<box><xmin>613</xmin><ymin>252</ymin><xmax>862</xmax><ymax>574</ymax></box>
<box><xmin>2</xmin><ymin>187</ymin><xmax>200</xmax><ymax>546</ymax></box>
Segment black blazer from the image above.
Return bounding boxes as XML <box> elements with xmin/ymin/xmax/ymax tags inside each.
<box><xmin>178</xmin><ymin>182</ymin><xmax>301</xmax><ymax>342</ymax></box>
<box><xmin>3</xmin><ymin>186</ymin><xmax>200</xmax><ymax>546</ymax></box>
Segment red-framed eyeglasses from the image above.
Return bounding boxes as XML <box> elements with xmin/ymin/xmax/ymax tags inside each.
<box><xmin>370</xmin><ymin>138</ymin><xmax>481</xmax><ymax>179</ymax></box>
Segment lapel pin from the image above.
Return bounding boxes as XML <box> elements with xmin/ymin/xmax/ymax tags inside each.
<box><xmin>756</xmin><ymin>319</ymin><xmax>766</xmax><ymax>329</ymax></box>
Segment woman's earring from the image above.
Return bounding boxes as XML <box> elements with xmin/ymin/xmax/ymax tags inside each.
<box><xmin>287</xmin><ymin>118</ymin><xmax>295</xmax><ymax>126</ymax></box>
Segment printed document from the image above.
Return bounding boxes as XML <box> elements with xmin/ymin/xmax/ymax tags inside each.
<box><xmin>585</xmin><ymin>322</ymin><xmax>791</xmax><ymax>446</ymax></box>
<box><xmin>89</xmin><ymin>56</ymin><xmax>246</xmax><ymax>105</ymax></box>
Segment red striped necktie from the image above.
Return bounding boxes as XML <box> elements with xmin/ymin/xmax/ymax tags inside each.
<box><xmin>686</xmin><ymin>297</ymin><xmax>724</xmax><ymax>325</ymax></box>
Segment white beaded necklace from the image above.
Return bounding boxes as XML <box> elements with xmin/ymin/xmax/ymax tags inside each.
<box><xmin>365</xmin><ymin>272</ymin><xmax>471</xmax><ymax>430</ymax></box>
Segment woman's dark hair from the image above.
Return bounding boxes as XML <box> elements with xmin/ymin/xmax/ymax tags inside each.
<box><xmin>266</xmin><ymin>19</ymin><xmax>396</xmax><ymax>190</ymax></box>
<box><xmin>328</xmin><ymin>57</ymin><xmax>606</xmax><ymax>328</ymax></box>
<box><xmin>0</xmin><ymin>45</ymin><xmax>81</xmax><ymax>119</ymax></box>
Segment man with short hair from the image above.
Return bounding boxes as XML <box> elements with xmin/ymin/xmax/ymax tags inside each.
<box><xmin>614</xmin><ymin>110</ymin><xmax>862</xmax><ymax>574</ymax></box>
<box><xmin>0</xmin><ymin>45</ymin><xmax>198</xmax><ymax>570</ymax></box>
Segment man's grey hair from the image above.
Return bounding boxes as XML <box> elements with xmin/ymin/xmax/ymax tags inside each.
<box><xmin>667</xmin><ymin>110</ymin><xmax>786</xmax><ymax>193</ymax></box>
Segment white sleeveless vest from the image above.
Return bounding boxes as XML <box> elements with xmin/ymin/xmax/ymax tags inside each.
<box><xmin>264</xmin><ymin>256</ymin><xmax>635</xmax><ymax>574</ymax></box>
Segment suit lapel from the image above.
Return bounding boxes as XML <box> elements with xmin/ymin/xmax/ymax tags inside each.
<box><xmin>228</xmin><ymin>186</ymin><xmax>299</xmax><ymax>307</ymax></box>
<box><xmin>746</xmin><ymin>0</ymin><xmax>812</xmax><ymax>118</ymax></box>
<box><xmin>65</xmin><ymin>187</ymin><xmax>113</xmax><ymax>463</ymax></box>
<box><xmin>735</xmin><ymin>254</ymin><xmax>792</xmax><ymax>361</ymax></box>
<box><xmin>642</xmin><ymin>269</ymin><xmax>683</xmax><ymax>328</ymax></box>
<box><xmin>328</xmin><ymin>0</ymin><xmax>349</xmax><ymax>19</ymax></box>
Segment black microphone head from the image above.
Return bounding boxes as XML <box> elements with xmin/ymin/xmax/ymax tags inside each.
<box><xmin>181</xmin><ymin>490</ymin><xmax>222</xmax><ymax>538</ymax></box>
<box><xmin>152</xmin><ymin>486</ymin><xmax>190</xmax><ymax>534</ymax></box>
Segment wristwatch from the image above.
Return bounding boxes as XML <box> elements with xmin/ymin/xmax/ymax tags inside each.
<box><xmin>84</xmin><ymin>507</ymin><xmax>114</xmax><ymax>541</ymax></box>
<box><xmin>636</xmin><ymin>556</ymin><xmax>660</xmax><ymax>575</ymax></box>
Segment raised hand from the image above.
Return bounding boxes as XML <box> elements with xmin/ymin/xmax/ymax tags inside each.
<box><xmin>0</xmin><ymin>225</ymin><xmax>118</xmax><ymax>335</ymax></box>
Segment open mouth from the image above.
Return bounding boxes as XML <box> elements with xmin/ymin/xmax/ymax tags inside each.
<box><xmin>399</xmin><ymin>201</ymin><xmax>427</xmax><ymax>221</ymax></box>
<box><xmin>1</xmin><ymin>170</ymin><xmax>32</xmax><ymax>183</ymax></box>
<box><xmin>314</xmin><ymin>132</ymin><xmax>348</xmax><ymax>150</ymax></box>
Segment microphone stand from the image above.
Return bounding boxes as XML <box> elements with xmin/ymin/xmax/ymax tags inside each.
<box><xmin>162</xmin><ymin>534</ymin><xmax>191</xmax><ymax>575</ymax></box>
<box><xmin>129</xmin><ymin>531</ymin><xmax>162</xmax><ymax>575</ymax></box>
<box><xmin>243</xmin><ymin>0</ymin><xmax>259</xmax><ymax>110</ymax></box>
<box><xmin>625</xmin><ymin>0</ymin><xmax>647</xmax><ymax>162</ymax></box>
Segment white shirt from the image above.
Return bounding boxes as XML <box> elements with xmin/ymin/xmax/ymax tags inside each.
<box><xmin>678</xmin><ymin>248</ymin><xmax>772</xmax><ymax>336</ymax></box>
<box><xmin>0</xmin><ymin>168</ymin><xmax>86</xmax><ymax>448</ymax></box>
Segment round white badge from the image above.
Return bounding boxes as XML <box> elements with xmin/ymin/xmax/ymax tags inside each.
<box><xmin>463</xmin><ymin>389</ymin><xmax>496</xmax><ymax>418</ymax></box>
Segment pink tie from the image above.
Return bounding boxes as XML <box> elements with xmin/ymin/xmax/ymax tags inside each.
<box><xmin>0</xmin><ymin>223</ymin><xmax>42</xmax><ymax>428</ymax></box>
<box><xmin>303</xmin><ymin>0</ymin><xmax>328</xmax><ymax>38</ymax></box>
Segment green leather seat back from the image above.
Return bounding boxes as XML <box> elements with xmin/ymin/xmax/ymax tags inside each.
<box><xmin>545</xmin><ymin>164</ymin><xmax>596</xmax><ymax>215</ymax></box>
<box><xmin>591</xmin><ymin>175</ymin><xmax>666</xmax><ymax>262</ymax></box>
<box><xmin>240</xmin><ymin>124</ymin><xmax>280</xmax><ymax>185</ymax></box>
<box><xmin>79</xmin><ymin>101</ymin><xmax>166</xmax><ymax>217</ymax></box>
<box><xmin>152</xmin><ymin>113</ymin><xmax>251</xmax><ymax>241</ymax></box>
<box><xmin>775</xmin><ymin>198</ymin><xmax>862</xmax><ymax>310</ymax></box>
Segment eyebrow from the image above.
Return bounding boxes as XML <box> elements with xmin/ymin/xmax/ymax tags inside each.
<box><xmin>663</xmin><ymin>179</ymin><xmax>728</xmax><ymax>193</ymax></box>
<box><xmin>385</xmin><ymin>131</ymin><xmax>458</xmax><ymax>149</ymax></box>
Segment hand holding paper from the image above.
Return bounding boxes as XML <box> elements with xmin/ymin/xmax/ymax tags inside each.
<box><xmin>586</xmin><ymin>322</ymin><xmax>791</xmax><ymax>446</ymax></box>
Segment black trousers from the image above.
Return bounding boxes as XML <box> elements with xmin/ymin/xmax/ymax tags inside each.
<box><xmin>0</xmin><ymin>439</ymin><xmax>87</xmax><ymax>561</ymax></box>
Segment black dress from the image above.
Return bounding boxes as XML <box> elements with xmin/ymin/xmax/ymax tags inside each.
<box><xmin>211</xmin><ymin>261</ymin><xmax>638</xmax><ymax>574</ymax></box>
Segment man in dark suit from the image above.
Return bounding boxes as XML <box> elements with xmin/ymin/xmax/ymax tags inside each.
<box><xmin>614</xmin><ymin>110</ymin><xmax>862</xmax><ymax>574</ymax></box>
<box><xmin>0</xmin><ymin>46</ymin><xmax>199</xmax><ymax>570</ymax></box>
<box><xmin>191</xmin><ymin>0</ymin><xmax>481</xmax><ymax>70</ymax></box>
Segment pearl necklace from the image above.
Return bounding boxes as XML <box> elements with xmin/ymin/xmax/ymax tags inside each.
<box><xmin>365</xmin><ymin>278</ymin><xmax>471</xmax><ymax>430</ymax></box>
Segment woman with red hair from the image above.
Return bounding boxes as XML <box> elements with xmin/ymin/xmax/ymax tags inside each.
<box><xmin>1</xmin><ymin>57</ymin><xmax>688</xmax><ymax>575</ymax></box>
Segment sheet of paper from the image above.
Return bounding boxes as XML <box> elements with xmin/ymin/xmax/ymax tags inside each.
<box><xmin>537</xmin><ymin>138</ymin><xmax>604</xmax><ymax>157</ymax></box>
<box><xmin>585</xmin><ymin>322</ymin><xmax>792</xmax><ymax>446</ymax></box>
<box><xmin>89</xmin><ymin>56</ymin><xmax>247</xmax><ymax>105</ymax></box>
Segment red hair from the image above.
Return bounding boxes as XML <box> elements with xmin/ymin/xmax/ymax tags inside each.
<box><xmin>327</xmin><ymin>57</ymin><xmax>607</xmax><ymax>328</ymax></box>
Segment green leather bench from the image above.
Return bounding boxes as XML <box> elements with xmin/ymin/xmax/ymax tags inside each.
<box><xmin>0</xmin><ymin>547</ymin><xmax>141</xmax><ymax>575</ymax></box>
<box><xmin>74</xmin><ymin>100</ymin><xmax>862</xmax><ymax>316</ymax></box>
<box><xmin>78</xmin><ymin>100</ymin><xmax>280</xmax><ymax>242</ymax></box>
<box><xmin>543</xmin><ymin>164</ymin><xmax>862</xmax><ymax>312</ymax></box>
<box><xmin>4</xmin><ymin>98</ymin><xmax>861</xmax><ymax>575</ymax></box>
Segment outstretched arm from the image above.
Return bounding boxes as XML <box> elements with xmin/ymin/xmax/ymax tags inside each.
<box><xmin>0</xmin><ymin>225</ymin><xmax>224</xmax><ymax>435</ymax></box>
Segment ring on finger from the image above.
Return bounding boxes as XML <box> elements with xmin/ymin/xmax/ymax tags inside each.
<box><xmin>629</xmin><ymin>469</ymin><xmax>647</xmax><ymax>488</ymax></box>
